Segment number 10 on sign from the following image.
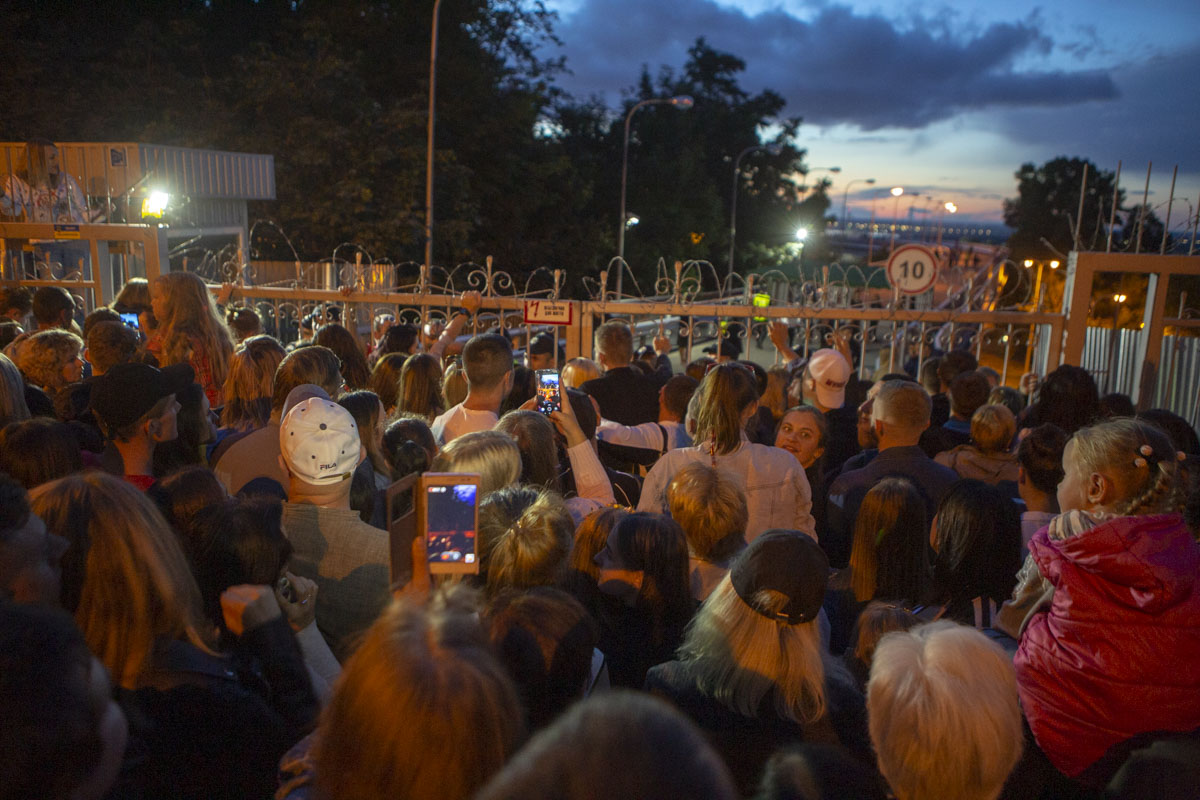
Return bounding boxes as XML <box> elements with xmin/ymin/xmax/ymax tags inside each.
<box><xmin>886</xmin><ymin>245</ymin><xmax>939</xmax><ymax>295</ymax></box>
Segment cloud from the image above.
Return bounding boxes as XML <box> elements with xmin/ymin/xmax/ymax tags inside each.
<box><xmin>546</xmin><ymin>0</ymin><xmax>1118</xmax><ymax>130</ymax></box>
<box><xmin>992</xmin><ymin>43</ymin><xmax>1200</xmax><ymax>172</ymax></box>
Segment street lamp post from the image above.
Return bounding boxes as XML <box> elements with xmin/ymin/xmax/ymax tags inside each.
<box><xmin>617</xmin><ymin>94</ymin><xmax>694</xmax><ymax>297</ymax></box>
<box><xmin>888</xmin><ymin>186</ymin><xmax>904</xmax><ymax>254</ymax></box>
<box><xmin>424</xmin><ymin>0</ymin><xmax>443</xmax><ymax>273</ymax></box>
<box><xmin>839</xmin><ymin>178</ymin><xmax>876</xmax><ymax>234</ymax></box>
<box><xmin>728</xmin><ymin>143</ymin><xmax>782</xmax><ymax>273</ymax></box>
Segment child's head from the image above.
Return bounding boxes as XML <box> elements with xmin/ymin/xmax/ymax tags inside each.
<box><xmin>1060</xmin><ymin>418</ymin><xmax>1186</xmax><ymax>516</ymax></box>
<box><xmin>970</xmin><ymin>403</ymin><xmax>1016</xmax><ymax>453</ymax></box>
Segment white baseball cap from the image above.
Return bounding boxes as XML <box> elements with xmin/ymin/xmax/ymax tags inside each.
<box><xmin>280</xmin><ymin>398</ymin><xmax>361</xmax><ymax>485</ymax></box>
<box><xmin>807</xmin><ymin>349</ymin><xmax>851</xmax><ymax>409</ymax></box>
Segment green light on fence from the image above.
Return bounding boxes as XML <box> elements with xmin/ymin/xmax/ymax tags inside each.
<box><xmin>753</xmin><ymin>292</ymin><xmax>770</xmax><ymax>322</ymax></box>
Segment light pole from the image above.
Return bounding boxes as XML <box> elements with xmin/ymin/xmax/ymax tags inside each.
<box><xmin>840</xmin><ymin>178</ymin><xmax>876</xmax><ymax>234</ymax></box>
<box><xmin>617</xmin><ymin>94</ymin><xmax>694</xmax><ymax>296</ymax></box>
<box><xmin>424</xmin><ymin>0</ymin><xmax>443</xmax><ymax>272</ymax></box>
<box><xmin>888</xmin><ymin>186</ymin><xmax>904</xmax><ymax>254</ymax></box>
<box><xmin>728</xmin><ymin>143</ymin><xmax>783</xmax><ymax>273</ymax></box>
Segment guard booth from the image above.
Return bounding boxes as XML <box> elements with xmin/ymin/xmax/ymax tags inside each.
<box><xmin>0</xmin><ymin>141</ymin><xmax>274</xmax><ymax>310</ymax></box>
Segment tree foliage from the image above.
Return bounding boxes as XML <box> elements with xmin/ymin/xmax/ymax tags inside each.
<box><xmin>1003</xmin><ymin>157</ymin><xmax>1123</xmax><ymax>261</ymax></box>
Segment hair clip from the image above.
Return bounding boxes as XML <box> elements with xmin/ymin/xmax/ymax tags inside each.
<box><xmin>1139</xmin><ymin>444</ymin><xmax>1154</xmax><ymax>457</ymax></box>
<box><xmin>1178</xmin><ymin>451</ymin><xmax>1188</xmax><ymax>462</ymax></box>
<box><xmin>1134</xmin><ymin>456</ymin><xmax>1148</xmax><ymax>468</ymax></box>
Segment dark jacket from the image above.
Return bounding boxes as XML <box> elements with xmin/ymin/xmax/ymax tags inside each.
<box><xmin>582</xmin><ymin>365</ymin><xmax>666</xmax><ymax>426</ymax></box>
<box><xmin>646</xmin><ymin>658</ymin><xmax>874</xmax><ymax>795</ymax></box>
<box><xmin>111</xmin><ymin>616</ymin><xmax>317</xmax><ymax>799</ymax></box>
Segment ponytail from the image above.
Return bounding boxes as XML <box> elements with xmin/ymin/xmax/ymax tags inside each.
<box><xmin>693</xmin><ymin>364</ymin><xmax>758</xmax><ymax>456</ymax></box>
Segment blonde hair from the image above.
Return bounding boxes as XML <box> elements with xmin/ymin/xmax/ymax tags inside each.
<box><xmin>441</xmin><ymin>360</ymin><xmax>468</xmax><ymax>409</ymax></box>
<box><xmin>867</xmin><ymin>621</ymin><xmax>1023</xmax><ymax>800</ymax></box>
<box><xmin>1069</xmin><ymin>417</ymin><xmax>1186</xmax><ymax>516</ymax></box>
<box><xmin>692</xmin><ymin>364</ymin><xmax>758</xmax><ymax>455</ymax></box>
<box><xmin>153</xmin><ymin>272</ymin><xmax>234</xmax><ymax>393</ymax></box>
<box><xmin>666</xmin><ymin>463</ymin><xmax>747</xmax><ymax>561</ymax></box>
<box><xmin>431</xmin><ymin>430</ymin><xmax>521</xmax><ymax>496</ymax></box>
<box><xmin>677</xmin><ymin>576</ymin><xmax>829</xmax><ymax>724</ymax></box>
<box><xmin>561</xmin><ymin>357</ymin><xmax>600</xmax><ymax>389</ymax></box>
<box><xmin>970</xmin><ymin>404</ymin><xmax>1016</xmax><ymax>453</ymax></box>
<box><xmin>570</xmin><ymin>507</ymin><xmax>628</xmax><ymax>581</ymax></box>
<box><xmin>220</xmin><ymin>334</ymin><xmax>285</xmax><ymax>432</ymax></box>
<box><xmin>29</xmin><ymin>473</ymin><xmax>214</xmax><ymax>689</ymax></box>
<box><xmin>0</xmin><ymin>353</ymin><xmax>32</xmax><ymax>426</ymax></box>
<box><xmin>315</xmin><ymin>596</ymin><xmax>524</xmax><ymax>800</ymax></box>
<box><xmin>593</xmin><ymin>321</ymin><xmax>633</xmax><ymax>365</ymax></box>
<box><xmin>480</xmin><ymin>486</ymin><xmax>574</xmax><ymax>595</ymax></box>
<box><xmin>15</xmin><ymin>329</ymin><xmax>81</xmax><ymax>390</ymax></box>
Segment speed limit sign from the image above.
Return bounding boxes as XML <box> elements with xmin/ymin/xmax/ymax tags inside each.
<box><xmin>886</xmin><ymin>245</ymin><xmax>939</xmax><ymax>295</ymax></box>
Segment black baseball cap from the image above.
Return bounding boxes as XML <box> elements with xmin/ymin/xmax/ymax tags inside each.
<box><xmin>90</xmin><ymin>362</ymin><xmax>194</xmax><ymax>432</ymax></box>
<box><xmin>730</xmin><ymin>530</ymin><xmax>829</xmax><ymax>624</ymax></box>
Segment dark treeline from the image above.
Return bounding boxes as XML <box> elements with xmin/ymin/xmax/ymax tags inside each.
<box><xmin>1</xmin><ymin>0</ymin><xmax>830</xmax><ymax>289</ymax></box>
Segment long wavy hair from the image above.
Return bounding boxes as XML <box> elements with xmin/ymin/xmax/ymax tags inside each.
<box><xmin>677</xmin><ymin>576</ymin><xmax>830</xmax><ymax>725</ymax></box>
<box><xmin>314</xmin><ymin>323</ymin><xmax>371</xmax><ymax>391</ymax></box>
<box><xmin>369</xmin><ymin>353</ymin><xmax>408</xmax><ymax>415</ymax></box>
<box><xmin>30</xmin><ymin>472</ymin><xmax>215</xmax><ymax>689</ymax></box>
<box><xmin>220</xmin><ymin>334</ymin><xmax>285</xmax><ymax>431</ymax></box>
<box><xmin>152</xmin><ymin>272</ymin><xmax>233</xmax><ymax>390</ymax></box>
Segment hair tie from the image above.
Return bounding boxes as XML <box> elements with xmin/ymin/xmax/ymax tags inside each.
<box><xmin>1139</xmin><ymin>444</ymin><xmax>1153</xmax><ymax>457</ymax></box>
<box><xmin>1133</xmin><ymin>456</ymin><xmax>1148</xmax><ymax>468</ymax></box>
<box><xmin>1178</xmin><ymin>451</ymin><xmax>1188</xmax><ymax>462</ymax></box>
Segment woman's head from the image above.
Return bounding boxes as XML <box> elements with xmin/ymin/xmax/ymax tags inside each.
<box><xmin>594</xmin><ymin>513</ymin><xmax>692</xmax><ymax>631</ymax></box>
<box><xmin>775</xmin><ymin>406</ymin><xmax>827</xmax><ymax>470</ymax></box>
<box><xmin>151</xmin><ymin>272</ymin><xmax>233</xmax><ymax>386</ymax></box>
<box><xmin>148</xmin><ymin>465</ymin><xmax>230</xmax><ymax>557</ymax></box>
<box><xmin>848</xmin><ymin>601</ymin><xmax>919</xmax><ymax>678</ymax></box>
<box><xmin>397</xmin><ymin>353</ymin><xmax>444</xmax><ymax>421</ymax></box>
<box><xmin>112</xmin><ymin>278</ymin><xmax>150</xmax><ymax>314</ymax></box>
<box><xmin>314</xmin><ymin>324</ymin><xmax>371</xmax><ymax>391</ymax></box>
<box><xmin>970</xmin><ymin>404</ymin><xmax>1016</xmax><ymax>453</ymax></box>
<box><xmin>666</xmin><ymin>462</ymin><xmax>747</xmax><ymax>563</ymax></box>
<box><xmin>693</xmin><ymin>363</ymin><xmax>759</xmax><ymax>455</ymax></box>
<box><xmin>560</xmin><ymin>357</ymin><xmax>601</xmax><ymax>390</ymax></box>
<box><xmin>569</xmin><ymin>506</ymin><xmax>628</xmax><ymax>582</ymax></box>
<box><xmin>314</xmin><ymin>596</ymin><xmax>524</xmax><ymax>800</ymax></box>
<box><xmin>16</xmin><ymin>329</ymin><xmax>83</xmax><ymax>391</ymax></box>
<box><xmin>191</xmin><ymin>497</ymin><xmax>291</xmax><ymax>629</ymax></box>
<box><xmin>479</xmin><ymin>487</ymin><xmax>573</xmax><ymax>596</ymax></box>
<box><xmin>431</xmin><ymin>431</ymin><xmax>521</xmax><ymax>496</ymax></box>
<box><xmin>338</xmin><ymin>390</ymin><xmax>388</xmax><ymax>476</ymax></box>
<box><xmin>0</xmin><ymin>353</ymin><xmax>31</xmax><ymax>427</ymax></box>
<box><xmin>369</xmin><ymin>353</ymin><xmax>408</xmax><ymax>415</ymax></box>
<box><xmin>0</xmin><ymin>418</ymin><xmax>83</xmax><ymax>490</ymax></box>
<box><xmin>379</xmin><ymin>323</ymin><xmax>420</xmax><ymax>357</ymax></box>
<box><xmin>29</xmin><ymin>473</ymin><xmax>212</xmax><ymax>688</ymax></box>
<box><xmin>678</xmin><ymin>532</ymin><xmax>831</xmax><ymax>725</ymax></box>
<box><xmin>849</xmin><ymin>477</ymin><xmax>929</xmax><ymax>604</ymax></box>
<box><xmin>1060</xmin><ymin>417</ymin><xmax>1186</xmax><ymax>516</ymax></box>
<box><xmin>384</xmin><ymin>415</ymin><xmax>436</xmax><ymax>476</ymax></box>
<box><xmin>220</xmin><ymin>335</ymin><xmax>286</xmax><ymax>432</ymax></box>
<box><xmin>932</xmin><ymin>480</ymin><xmax>1021</xmax><ymax>607</ymax></box>
<box><xmin>484</xmin><ymin>587</ymin><xmax>598</xmax><ymax>731</ymax></box>
<box><xmin>441</xmin><ymin>360</ymin><xmax>468</xmax><ymax>409</ymax></box>
<box><xmin>495</xmin><ymin>410</ymin><xmax>561</xmax><ymax>491</ymax></box>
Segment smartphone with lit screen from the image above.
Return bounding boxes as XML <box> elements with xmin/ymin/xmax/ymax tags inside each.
<box><xmin>119</xmin><ymin>311</ymin><xmax>141</xmax><ymax>331</ymax></box>
<box><xmin>417</xmin><ymin>473</ymin><xmax>481</xmax><ymax>575</ymax></box>
<box><xmin>535</xmin><ymin>369</ymin><xmax>561</xmax><ymax>415</ymax></box>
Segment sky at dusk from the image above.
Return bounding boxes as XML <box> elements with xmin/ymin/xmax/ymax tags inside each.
<box><xmin>541</xmin><ymin>0</ymin><xmax>1200</xmax><ymax>226</ymax></box>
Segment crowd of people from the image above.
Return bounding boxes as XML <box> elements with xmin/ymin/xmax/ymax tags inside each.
<box><xmin>1</xmin><ymin>275</ymin><xmax>1199</xmax><ymax>800</ymax></box>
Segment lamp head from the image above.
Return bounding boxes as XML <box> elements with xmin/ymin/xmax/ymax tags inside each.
<box><xmin>891</xmin><ymin>186</ymin><xmax>904</xmax><ymax>197</ymax></box>
<box><xmin>670</xmin><ymin>95</ymin><xmax>694</xmax><ymax>109</ymax></box>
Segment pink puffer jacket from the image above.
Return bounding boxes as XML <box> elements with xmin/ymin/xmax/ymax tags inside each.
<box><xmin>1014</xmin><ymin>513</ymin><xmax>1200</xmax><ymax>776</ymax></box>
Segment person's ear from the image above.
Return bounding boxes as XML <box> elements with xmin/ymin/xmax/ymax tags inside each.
<box><xmin>1088</xmin><ymin>471</ymin><xmax>1114</xmax><ymax>506</ymax></box>
<box><xmin>813</xmin><ymin>445</ymin><xmax>825</xmax><ymax>461</ymax></box>
<box><xmin>874</xmin><ymin>419</ymin><xmax>885</xmax><ymax>439</ymax></box>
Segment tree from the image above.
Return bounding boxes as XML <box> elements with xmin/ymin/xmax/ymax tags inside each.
<box><xmin>1003</xmin><ymin>157</ymin><xmax>1123</xmax><ymax>261</ymax></box>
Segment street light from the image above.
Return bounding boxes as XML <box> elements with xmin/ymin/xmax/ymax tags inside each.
<box><xmin>839</xmin><ymin>178</ymin><xmax>876</xmax><ymax>234</ymax></box>
<box><xmin>728</xmin><ymin>142</ymin><xmax>783</xmax><ymax>272</ymax></box>
<box><xmin>795</xmin><ymin>227</ymin><xmax>808</xmax><ymax>241</ymax></box>
<box><xmin>935</xmin><ymin>200</ymin><xmax>957</xmax><ymax>248</ymax></box>
<box><xmin>888</xmin><ymin>187</ymin><xmax>905</xmax><ymax>254</ymax></box>
<box><xmin>617</xmin><ymin>94</ymin><xmax>694</xmax><ymax>296</ymax></box>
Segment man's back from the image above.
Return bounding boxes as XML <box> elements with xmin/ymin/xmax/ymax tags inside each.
<box><xmin>430</xmin><ymin>402</ymin><xmax>498</xmax><ymax>445</ymax></box>
<box><xmin>212</xmin><ymin>423</ymin><xmax>284</xmax><ymax>496</ymax></box>
<box><xmin>825</xmin><ymin>445</ymin><xmax>958</xmax><ymax>568</ymax></box>
<box><xmin>281</xmin><ymin>503</ymin><xmax>390</xmax><ymax>661</ymax></box>
<box><xmin>583</xmin><ymin>366</ymin><xmax>664</xmax><ymax>426</ymax></box>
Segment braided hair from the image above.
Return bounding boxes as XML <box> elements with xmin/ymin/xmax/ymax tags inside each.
<box><xmin>1070</xmin><ymin>418</ymin><xmax>1186</xmax><ymax>516</ymax></box>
